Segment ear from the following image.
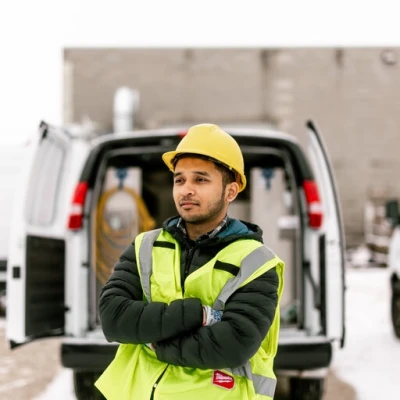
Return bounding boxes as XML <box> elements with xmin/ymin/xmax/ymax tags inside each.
<box><xmin>226</xmin><ymin>182</ymin><xmax>239</xmax><ymax>203</ymax></box>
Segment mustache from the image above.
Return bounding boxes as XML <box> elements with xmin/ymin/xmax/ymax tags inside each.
<box><xmin>179</xmin><ymin>197</ymin><xmax>199</xmax><ymax>204</ymax></box>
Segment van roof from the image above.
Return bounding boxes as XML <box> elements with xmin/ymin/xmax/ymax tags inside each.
<box><xmin>90</xmin><ymin>126</ymin><xmax>301</xmax><ymax>148</ymax></box>
<box><xmin>79</xmin><ymin>125</ymin><xmax>312</xmax><ymax>188</ymax></box>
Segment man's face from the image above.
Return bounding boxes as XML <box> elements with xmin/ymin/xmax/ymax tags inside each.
<box><xmin>173</xmin><ymin>157</ymin><xmax>234</xmax><ymax>227</ymax></box>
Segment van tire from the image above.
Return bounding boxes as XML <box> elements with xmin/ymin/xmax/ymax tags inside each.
<box><xmin>73</xmin><ymin>370</ymin><xmax>105</xmax><ymax>400</ymax></box>
<box><xmin>391</xmin><ymin>280</ymin><xmax>400</xmax><ymax>338</ymax></box>
<box><xmin>289</xmin><ymin>377</ymin><xmax>324</xmax><ymax>400</ymax></box>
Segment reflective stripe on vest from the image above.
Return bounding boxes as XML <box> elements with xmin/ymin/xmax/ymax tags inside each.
<box><xmin>214</xmin><ymin>245</ymin><xmax>277</xmax><ymax>398</ymax></box>
<box><xmin>213</xmin><ymin>245</ymin><xmax>275</xmax><ymax>310</ymax></box>
<box><xmin>137</xmin><ymin>229</ymin><xmax>278</xmax><ymax>398</ymax></box>
<box><xmin>138</xmin><ymin>228</ymin><xmax>162</xmax><ymax>302</ymax></box>
<box><xmin>226</xmin><ymin>365</ymin><xmax>276</xmax><ymax>398</ymax></box>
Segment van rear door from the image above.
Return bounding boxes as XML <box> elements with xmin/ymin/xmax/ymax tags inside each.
<box><xmin>306</xmin><ymin>120</ymin><xmax>345</xmax><ymax>347</ymax></box>
<box><xmin>6</xmin><ymin>122</ymin><xmax>72</xmax><ymax>347</ymax></box>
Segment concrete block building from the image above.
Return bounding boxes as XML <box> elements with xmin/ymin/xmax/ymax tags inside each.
<box><xmin>63</xmin><ymin>48</ymin><xmax>400</xmax><ymax>247</ymax></box>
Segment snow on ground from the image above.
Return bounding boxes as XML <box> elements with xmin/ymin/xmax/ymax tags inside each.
<box><xmin>32</xmin><ymin>369</ymin><xmax>75</xmax><ymax>400</ymax></box>
<box><xmin>331</xmin><ymin>266</ymin><xmax>400</xmax><ymax>400</ymax></box>
<box><xmin>34</xmin><ymin>266</ymin><xmax>400</xmax><ymax>400</ymax></box>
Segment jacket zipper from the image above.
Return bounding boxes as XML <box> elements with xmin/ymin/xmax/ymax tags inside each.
<box><xmin>150</xmin><ymin>366</ymin><xmax>168</xmax><ymax>400</ymax></box>
<box><xmin>182</xmin><ymin>246</ymin><xmax>195</xmax><ymax>293</ymax></box>
<box><xmin>184</xmin><ymin>247</ymin><xmax>195</xmax><ymax>279</ymax></box>
<box><xmin>182</xmin><ymin>238</ymin><xmax>217</xmax><ymax>291</ymax></box>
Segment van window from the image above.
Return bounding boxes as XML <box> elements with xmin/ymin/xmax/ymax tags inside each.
<box><xmin>26</xmin><ymin>138</ymin><xmax>66</xmax><ymax>226</ymax></box>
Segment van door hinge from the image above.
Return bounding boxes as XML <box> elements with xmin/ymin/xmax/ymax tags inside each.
<box><xmin>39</xmin><ymin>121</ymin><xmax>48</xmax><ymax>139</ymax></box>
<box><xmin>12</xmin><ymin>266</ymin><xmax>21</xmax><ymax>279</ymax></box>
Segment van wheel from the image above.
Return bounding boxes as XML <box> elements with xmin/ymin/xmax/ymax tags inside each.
<box><xmin>289</xmin><ymin>377</ymin><xmax>324</xmax><ymax>400</ymax></box>
<box><xmin>391</xmin><ymin>281</ymin><xmax>400</xmax><ymax>338</ymax></box>
<box><xmin>73</xmin><ymin>370</ymin><xmax>105</xmax><ymax>400</ymax></box>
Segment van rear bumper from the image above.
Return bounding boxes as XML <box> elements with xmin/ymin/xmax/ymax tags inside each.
<box><xmin>61</xmin><ymin>340</ymin><xmax>332</xmax><ymax>372</ymax></box>
<box><xmin>274</xmin><ymin>341</ymin><xmax>332</xmax><ymax>370</ymax></box>
<box><xmin>61</xmin><ymin>341</ymin><xmax>117</xmax><ymax>371</ymax></box>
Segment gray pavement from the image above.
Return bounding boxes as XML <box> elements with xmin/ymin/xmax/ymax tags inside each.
<box><xmin>0</xmin><ymin>320</ymin><xmax>61</xmax><ymax>399</ymax></box>
<box><xmin>0</xmin><ymin>318</ymin><xmax>356</xmax><ymax>399</ymax></box>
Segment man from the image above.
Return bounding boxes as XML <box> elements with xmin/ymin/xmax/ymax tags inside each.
<box><xmin>95</xmin><ymin>123</ymin><xmax>284</xmax><ymax>399</ymax></box>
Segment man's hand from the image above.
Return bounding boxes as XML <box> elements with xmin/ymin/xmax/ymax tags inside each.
<box><xmin>202</xmin><ymin>305</ymin><xmax>223</xmax><ymax>326</ymax></box>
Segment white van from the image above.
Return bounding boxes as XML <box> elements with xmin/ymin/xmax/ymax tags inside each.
<box><xmin>0</xmin><ymin>143</ymin><xmax>26</xmax><ymax>311</ymax></box>
<box><xmin>6</xmin><ymin>120</ymin><xmax>345</xmax><ymax>400</ymax></box>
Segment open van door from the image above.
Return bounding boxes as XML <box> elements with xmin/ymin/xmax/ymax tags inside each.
<box><xmin>6</xmin><ymin>121</ymin><xmax>72</xmax><ymax>347</ymax></box>
<box><xmin>306</xmin><ymin>120</ymin><xmax>346</xmax><ymax>347</ymax></box>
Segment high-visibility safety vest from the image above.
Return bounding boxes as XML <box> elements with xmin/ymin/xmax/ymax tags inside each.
<box><xmin>96</xmin><ymin>228</ymin><xmax>284</xmax><ymax>400</ymax></box>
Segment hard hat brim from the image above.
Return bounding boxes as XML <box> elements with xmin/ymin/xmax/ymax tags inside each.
<box><xmin>161</xmin><ymin>150</ymin><xmax>180</xmax><ymax>172</ymax></box>
<box><xmin>162</xmin><ymin>149</ymin><xmax>247</xmax><ymax>192</ymax></box>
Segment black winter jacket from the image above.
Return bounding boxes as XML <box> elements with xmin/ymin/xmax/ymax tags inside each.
<box><xmin>99</xmin><ymin>216</ymin><xmax>279</xmax><ymax>370</ymax></box>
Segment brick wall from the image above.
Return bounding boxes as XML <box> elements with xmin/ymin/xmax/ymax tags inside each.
<box><xmin>64</xmin><ymin>47</ymin><xmax>400</xmax><ymax>247</ymax></box>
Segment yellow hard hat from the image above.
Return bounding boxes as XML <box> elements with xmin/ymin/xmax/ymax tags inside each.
<box><xmin>162</xmin><ymin>123</ymin><xmax>247</xmax><ymax>192</ymax></box>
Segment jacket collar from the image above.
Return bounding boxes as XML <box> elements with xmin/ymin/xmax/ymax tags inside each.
<box><xmin>176</xmin><ymin>214</ymin><xmax>229</xmax><ymax>242</ymax></box>
<box><xmin>164</xmin><ymin>215</ymin><xmax>264</xmax><ymax>244</ymax></box>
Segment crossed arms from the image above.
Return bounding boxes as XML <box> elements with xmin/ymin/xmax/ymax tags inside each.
<box><xmin>99</xmin><ymin>244</ymin><xmax>279</xmax><ymax>369</ymax></box>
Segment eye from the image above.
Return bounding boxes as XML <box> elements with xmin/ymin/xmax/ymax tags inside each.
<box><xmin>174</xmin><ymin>178</ymin><xmax>183</xmax><ymax>184</ymax></box>
<box><xmin>196</xmin><ymin>177</ymin><xmax>207</xmax><ymax>182</ymax></box>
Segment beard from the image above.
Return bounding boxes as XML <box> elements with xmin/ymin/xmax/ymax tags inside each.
<box><xmin>179</xmin><ymin>188</ymin><xmax>226</xmax><ymax>225</ymax></box>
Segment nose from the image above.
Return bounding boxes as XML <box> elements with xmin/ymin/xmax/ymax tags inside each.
<box><xmin>179</xmin><ymin>181</ymin><xmax>195</xmax><ymax>197</ymax></box>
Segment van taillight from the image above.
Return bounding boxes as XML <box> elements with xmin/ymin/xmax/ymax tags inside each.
<box><xmin>303</xmin><ymin>180</ymin><xmax>323</xmax><ymax>228</ymax></box>
<box><xmin>68</xmin><ymin>182</ymin><xmax>88</xmax><ymax>230</ymax></box>
<box><xmin>178</xmin><ymin>130</ymin><xmax>188</xmax><ymax>138</ymax></box>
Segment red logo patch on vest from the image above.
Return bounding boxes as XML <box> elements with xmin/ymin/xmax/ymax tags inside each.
<box><xmin>212</xmin><ymin>370</ymin><xmax>235</xmax><ymax>390</ymax></box>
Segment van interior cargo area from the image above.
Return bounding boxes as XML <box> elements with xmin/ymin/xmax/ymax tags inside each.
<box><xmin>89</xmin><ymin>142</ymin><xmax>303</xmax><ymax>336</ymax></box>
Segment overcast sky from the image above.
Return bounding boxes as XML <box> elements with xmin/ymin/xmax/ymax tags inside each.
<box><xmin>1</xmin><ymin>0</ymin><xmax>399</xmax><ymax>145</ymax></box>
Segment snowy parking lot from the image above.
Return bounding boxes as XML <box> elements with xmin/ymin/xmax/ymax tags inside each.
<box><xmin>0</xmin><ymin>266</ymin><xmax>398</xmax><ymax>400</ymax></box>
<box><xmin>330</xmin><ymin>265</ymin><xmax>400</xmax><ymax>399</ymax></box>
